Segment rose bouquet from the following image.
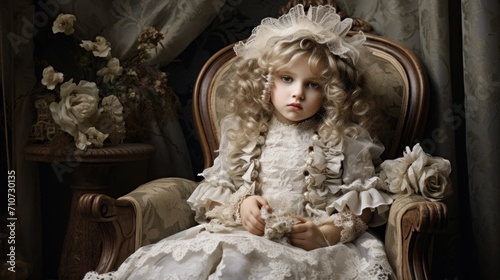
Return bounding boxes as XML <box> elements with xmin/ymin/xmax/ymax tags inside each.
<box><xmin>379</xmin><ymin>143</ymin><xmax>453</xmax><ymax>201</ymax></box>
<box><xmin>31</xmin><ymin>13</ymin><xmax>179</xmax><ymax>150</ymax></box>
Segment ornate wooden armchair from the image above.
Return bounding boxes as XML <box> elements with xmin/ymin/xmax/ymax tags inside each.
<box><xmin>78</xmin><ymin>20</ymin><xmax>447</xmax><ymax>280</ymax></box>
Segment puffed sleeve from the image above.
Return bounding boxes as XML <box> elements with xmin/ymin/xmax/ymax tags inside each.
<box><xmin>187</xmin><ymin>117</ymin><xmax>259</xmax><ymax>224</ymax></box>
<box><xmin>326</xmin><ymin>127</ymin><xmax>393</xmax><ymax>227</ymax></box>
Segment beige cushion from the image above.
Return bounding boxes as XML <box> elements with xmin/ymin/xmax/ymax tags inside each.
<box><xmin>119</xmin><ymin>177</ymin><xmax>198</xmax><ymax>249</ymax></box>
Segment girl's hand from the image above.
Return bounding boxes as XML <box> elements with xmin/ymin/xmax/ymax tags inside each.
<box><xmin>289</xmin><ymin>216</ymin><xmax>329</xmax><ymax>250</ymax></box>
<box><xmin>239</xmin><ymin>195</ymin><xmax>271</xmax><ymax>236</ymax></box>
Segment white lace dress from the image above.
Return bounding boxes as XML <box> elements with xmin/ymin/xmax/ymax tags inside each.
<box><xmin>84</xmin><ymin>117</ymin><xmax>395</xmax><ymax>280</ymax></box>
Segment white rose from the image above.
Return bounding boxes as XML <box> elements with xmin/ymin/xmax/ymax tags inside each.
<box><xmin>50</xmin><ymin>79</ymin><xmax>107</xmax><ymax>149</ymax></box>
<box><xmin>380</xmin><ymin>143</ymin><xmax>452</xmax><ymax>201</ymax></box>
<box><xmin>61</xmin><ymin>79</ymin><xmax>99</xmax><ymax>123</ymax></box>
<box><xmin>418</xmin><ymin>158</ymin><xmax>452</xmax><ymax>201</ymax></box>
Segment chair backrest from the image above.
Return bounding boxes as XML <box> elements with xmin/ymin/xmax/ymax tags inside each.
<box><xmin>193</xmin><ymin>32</ymin><xmax>429</xmax><ymax>169</ymax></box>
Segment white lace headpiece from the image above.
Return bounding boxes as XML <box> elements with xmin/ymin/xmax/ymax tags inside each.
<box><xmin>233</xmin><ymin>4</ymin><xmax>366</xmax><ymax>65</ymax></box>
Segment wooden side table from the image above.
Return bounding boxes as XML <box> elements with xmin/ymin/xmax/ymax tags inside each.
<box><xmin>24</xmin><ymin>143</ymin><xmax>155</xmax><ymax>280</ymax></box>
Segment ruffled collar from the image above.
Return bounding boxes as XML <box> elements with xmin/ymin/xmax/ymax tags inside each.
<box><xmin>269</xmin><ymin>115</ymin><xmax>319</xmax><ymax>131</ymax></box>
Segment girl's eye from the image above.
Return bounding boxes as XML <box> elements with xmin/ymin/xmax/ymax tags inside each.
<box><xmin>281</xmin><ymin>76</ymin><xmax>293</xmax><ymax>83</ymax></box>
<box><xmin>307</xmin><ymin>82</ymin><xmax>320</xmax><ymax>89</ymax></box>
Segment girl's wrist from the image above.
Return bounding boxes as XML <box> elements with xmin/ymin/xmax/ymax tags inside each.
<box><xmin>234</xmin><ymin>195</ymin><xmax>251</xmax><ymax>223</ymax></box>
<box><xmin>318</xmin><ymin>228</ymin><xmax>331</xmax><ymax>247</ymax></box>
<box><xmin>318</xmin><ymin>223</ymin><xmax>342</xmax><ymax>246</ymax></box>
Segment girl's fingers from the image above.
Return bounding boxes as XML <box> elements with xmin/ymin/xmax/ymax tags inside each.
<box><xmin>243</xmin><ymin>212</ymin><xmax>265</xmax><ymax>235</ymax></box>
<box><xmin>254</xmin><ymin>196</ymin><xmax>272</xmax><ymax>212</ymax></box>
<box><xmin>249</xmin><ymin>214</ymin><xmax>265</xmax><ymax>230</ymax></box>
<box><xmin>291</xmin><ymin>216</ymin><xmax>310</xmax><ymax>233</ymax></box>
<box><xmin>294</xmin><ymin>216</ymin><xmax>308</xmax><ymax>222</ymax></box>
<box><xmin>289</xmin><ymin>236</ymin><xmax>308</xmax><ymax>249</ymax></box>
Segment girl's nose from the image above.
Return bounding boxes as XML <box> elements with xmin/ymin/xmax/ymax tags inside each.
<box><xmin>292</xmin><ymin>88</ymin><xmax>305</xmax><ymax>100</ymax></box>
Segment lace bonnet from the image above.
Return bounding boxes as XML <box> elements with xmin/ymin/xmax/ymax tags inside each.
<box><xmin>233</xmin><ymin>4</ymin><xmax>366</xmax><ymax>65</ymax></box>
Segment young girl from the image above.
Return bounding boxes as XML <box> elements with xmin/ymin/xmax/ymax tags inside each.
<box><xmin>85</xmin><ymin>4</ymin><xmax>395</xmax><ymax>279</ymax></box>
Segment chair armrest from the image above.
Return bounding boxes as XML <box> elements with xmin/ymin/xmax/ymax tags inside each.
<box><xmin>384</xmin><ymin>195</ymin><xmax>447</xmax><ymax>280</ymax></box>
<box><xmin>78</xmin><ymin>177</ymin><xmax>199</xmax><ymax>274</ymax></box>
<box><xmin>118</xmin><ymin>177</ymin><xmax>199</xmax><ymax>248</ymax></box>
<box><xmin>78</xmin><ymin>193</ymin><xmax>136</xmax><ymax>274</ymax></box>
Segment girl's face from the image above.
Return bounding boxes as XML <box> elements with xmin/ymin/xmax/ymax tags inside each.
<box><xmin>270</xmin><ymin>56</ymin><xmax>324</xmax><ymax>125</ymax></box>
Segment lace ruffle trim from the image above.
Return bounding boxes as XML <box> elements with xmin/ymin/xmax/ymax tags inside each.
<box><xmin>332</xmin><ymin>211</ymin><xmax>368</xmax><ymax>243</ymax></box>
<box><xmin>303</xmin><ymin>133</ymin><xmax>344</xmax><ymax>216</ymax></box>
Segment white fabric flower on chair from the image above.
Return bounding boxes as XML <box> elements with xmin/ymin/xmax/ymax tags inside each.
<box><xmin>380</xmin><ymin>143</ymin><xmax>453</xmax><ymax>201</ymax></box>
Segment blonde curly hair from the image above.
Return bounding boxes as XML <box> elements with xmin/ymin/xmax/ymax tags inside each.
<box><xmin>225</xmin><ymin>36</ymin><xmax>378</xmax><ymax>150</ymax></box>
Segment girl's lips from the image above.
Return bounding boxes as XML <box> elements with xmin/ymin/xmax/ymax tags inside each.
<box><xmin>287</xmin><ymin>102</ymin><xmax>302</xmax><ymax>110</ymax></box>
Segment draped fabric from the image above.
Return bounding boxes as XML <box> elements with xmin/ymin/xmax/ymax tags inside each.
<box><xmin>1</xmin><ymin>2</ymin><xmax>41</xmax><ymax>278</ymax></box>
<box><xmin>461</xmin><ymin>1</ymin><xmax>500</xmax><ymax>277</ymax></box>
<box><xmin>0</xmin><ymin>0</ymin><xmax>224</xmax><ymax>278</ymax></box>
<box><xmin>56</xmin><ymin>0</ymin><xmax>226</xmax><ymax>68</ymax></box>
<box><xmin>336</xmin><ymin>0</ymin><xmax>500</xmax><ymax>278</ymax></box>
